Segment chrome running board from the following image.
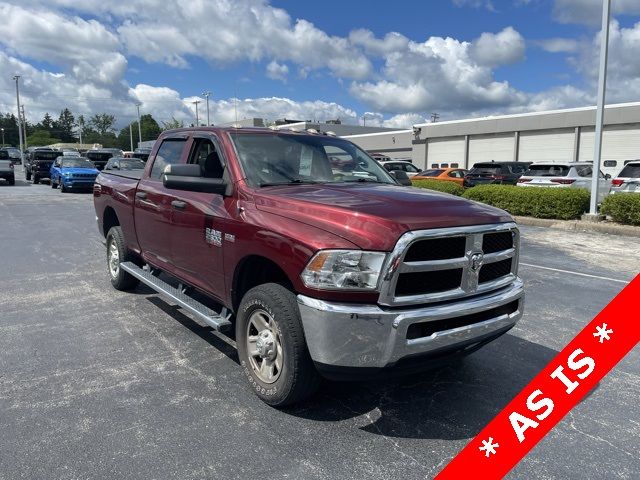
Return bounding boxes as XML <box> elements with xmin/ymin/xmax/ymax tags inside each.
<box><xmin>120</xmin><ymin>262</ymin><xmax>232</xmax><ymax>332</ymax></box>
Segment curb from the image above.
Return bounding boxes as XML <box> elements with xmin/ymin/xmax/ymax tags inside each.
<box><xmin>514</xmin><ymin>216</ymin><xmax>640</xmax><ymax>238</ymax></box>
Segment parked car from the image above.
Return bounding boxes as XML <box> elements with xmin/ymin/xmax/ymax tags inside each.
<box><xmin>369</xmin><ymin>152</ymin><xmax>391</xmax><ymax>162</ymax></box>
<box><xmin>380</xmin><ymin>160</ymin><xmax>422</xmax><ymax>177</ymax></box>
<box><xmin>94</xmin><ymin>126</ymin><xmax>524</xmax><ymax>406</ymax></box>
<box><xmin>132</xmin><ymin>147</ymin><xmax>152</xmax><ymax>162</ymax></box>
<box><xmin>610</xmin><ymin>160</ymin><xmax>640</xmax><ymax>194</ymax></box>
<box><xmin>413</xmin><ymin>167</ymin><xmax>467</xmax><ymax>186</ymax></box>
<box><xmin>62</xmin><ymin>150</ymin><xmax>81</xmax><ymax>157</ymax></box>
<box><xmin>0</xmin><ymin>147</ymin><xmax>22</xmax><ymax>165</ymax></box>
<box><xmin>464</xmin><ymin>162</ymin><xmax>531</xmax><ymax>187</ymax></box>
<box><xmin>517</xmin><ymin>162</ymin><xmax>612</xmax><ymax>202</ymax></box>
<box><xmin>0</xmin><ymin>154</ymin><xmax>15</xmax><ymax>185</ymax></box>
<box><xmin>104</xmin><ymin>157</ymin><xmax>146</xmax><ymax>171</ymax></box>
<box><xmin>50</xmin><ymin>156</ymin><xmax>99</xmax><ymax>192</ymax></box>
<box><xmin>26</xmin><ymin>148</ymin><xmax>59</xmax><ymax>183</ymax></box>
<box><xmin>86</xmin><ymin>148</ymin><xmax>123</xmax><ymax>170</ymax></box>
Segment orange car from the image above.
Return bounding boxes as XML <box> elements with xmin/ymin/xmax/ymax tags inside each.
<box><xmin>413</xmin><ymin>167</ymin><xmax>467</xmax><ymax>186</ymax></box>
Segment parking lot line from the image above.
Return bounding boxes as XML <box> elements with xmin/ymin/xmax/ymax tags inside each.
<box><xmin>520</xmin><ymin>262</ymin><xmax>630</xmax><ymax>284</ymax></box>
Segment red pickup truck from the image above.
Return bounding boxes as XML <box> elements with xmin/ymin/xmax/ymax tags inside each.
<box><xmin>93</xmin><ymin>127</ymin><xmax>524</xmax><ymax>406</ymax></box>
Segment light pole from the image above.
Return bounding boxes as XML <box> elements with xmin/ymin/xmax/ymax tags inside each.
<box><xmin>202</xmin><ymin>91</ymin><xmax>211</xmax><ymax>125</ymax></box>
<box><xmin>192</xmin><ymin>100</ymin><xmax>201</xmax><ymax>126</ymax></box>
<box><xmin>589</xmin><ymin>0</ymin><xmax>611</xmax><ymax>216</ymax></box>
<box><xmin>135</xmin><ymin>103</ymin><xmax>142</xmax><ymax>146</ymax></box>
<box><xmin>1</xmin><ymin>128</ymin><xmax>4</xmax><ymax>146</ymax></box>
<box><xmin>21</xmin><ymin>105</ymin><xmax>28</xmax><ymax>149</ymax></box>
<box><xmin>13</xmin><ymin>75</ymin><xmax>25</xmax><ymax>165</ymax></box>
<box><xmin>129</xmin><ymin>123</ymin><xmax>134</xmax><ymax>151</ymax></box>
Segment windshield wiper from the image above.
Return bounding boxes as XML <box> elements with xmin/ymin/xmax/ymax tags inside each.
<box><xmin>259</xmin><ymin>179</ymin><xmax>320</xmax><ymax>187</ymax></box>
<box><xmin>340</xmin><ymin>177</ymin><xmax>386</xmax><ymax>183</ymax></box>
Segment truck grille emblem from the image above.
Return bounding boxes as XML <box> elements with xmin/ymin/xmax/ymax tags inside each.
<box><xmin>470</xmin><ymin>252</ymin><xmax>484</xmax><ymax>272</ymax></box>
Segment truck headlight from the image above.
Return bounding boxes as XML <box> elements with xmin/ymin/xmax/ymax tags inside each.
<box><xmin>301</xmin><ymin>250</ymin><xmax>387</xmax><ymax>290</ymax></box>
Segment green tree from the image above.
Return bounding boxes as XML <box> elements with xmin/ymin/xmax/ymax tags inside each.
<box><xmin>161</xmin><ymin>117</ymin><xmax>184</xmax><ymax>130</ymax></box>
<box><xmin>88</xmin><ymin>113</ymin><xmax>116</xmax><ymax>136</ymax></box>
<box><xmin>26</xmin><ymin>129</ymin><xmax>61</xmax><ymax>146</ymax></box>
<box><xmin>117</xmin><ymin>114</ymin><xmax>161</xmax><ymax>150</ymax></box>
<box><xmin>55</xmin><ymin>108</ymin><xmax>76</xmax><ymax>143</ymax></box>
<box><xmin>40</xmin><ymin>113</ymin><xmax>54</xmax><ymax>131</ymax></box>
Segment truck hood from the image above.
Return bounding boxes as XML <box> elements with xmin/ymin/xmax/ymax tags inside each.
<box><xmin>254</xmin><ymin>183</ymin><xmax>512</xmax><ymax>250</ymax></box>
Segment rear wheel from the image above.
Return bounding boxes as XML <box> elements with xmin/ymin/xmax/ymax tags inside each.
<box><xmin>106</xmin><ymin>226</ymin><xmax>139</xmax><ymax>291</ymax></box>
<box><xmin>236</xmin><ymin>283</ymin><xmax>320</xmax><ymax>406</ymax></box>
<box><xmin>8</xmin><ymin>176</ymin><xmax>15</xmax><ymax>186</ymax></box>
<box><xmin>32</xmin><ymin>174</ymin><xmax>39</xmax><ymax>184</ymax></box>
<box><xmin>25</xmin><ymin>170</ymin><xmax>31</xmax><ymax>181</ymax></box>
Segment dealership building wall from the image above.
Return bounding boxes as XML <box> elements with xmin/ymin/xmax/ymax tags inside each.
<box><xmin>341</xmin><ymin>129</ymin><xmax>413</xmax><ymax>160</ymax></box>
<box><xmin>345</xmin><ymin>102</ymin><xmax>640</xmax><ymax>175</ymax></box>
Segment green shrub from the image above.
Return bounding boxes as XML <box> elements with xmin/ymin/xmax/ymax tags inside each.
<box><xmin>600</xmin><ymin>193</ymin><xmax>640</xmax><ymax>226</ymax></box>
<box><xmin>462</xmin><ymin>185</ymin><xmax>590</xmax><ymax>220</ymax></box>
<box><xmin>411</xmin><ymin>179</ymin><xmax>464</xmax><ymax>196</ymax></box>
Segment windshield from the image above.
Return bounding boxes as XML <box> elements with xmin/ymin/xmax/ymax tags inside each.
<box><xmin>419</xmin><ymin>169</ymin><xmax>444</xmax><ymax>177</ymax></box>
<box><xmin>120</xmin><ymin>159</ymin><xmax>145</xmax><ymax>170</ymax></box>
<box><xmin>229</xmin><ymin>133</ymin><xmax>396</xmax><ymax>186</ymax></box>
<box><xmin>62</xmin><ymin>158</ymin><xmax>94</xmax><ymax>168</ymax></box>
<box><xmin>525</xmin><ymin>165</ymin><xmax>570</xmax><ymax>177</ymax></box>
<box><xmin>618</xmin><ymin>164</ymin><xmax>640</xmax><ymax>178</ymax></box>
<box><xmin>34</xmin><ymin>151</ymin><xmax>59</xmax><ymax>160</ymax></box>
<box><xmin>87</xmin><ymin>152</ymin><xmax>113</xmax><ymax>161</ymax></box>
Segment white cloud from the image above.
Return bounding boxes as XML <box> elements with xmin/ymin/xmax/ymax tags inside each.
<box><xmin>348</xmin><ymin>29</ymin><xmax>410</xmax><ymax>56</ymax></box>
<box><xmin>536</xmin><ymin>37</ymin><xmax>581</xmax><ymax>53</ymax></box>
<box><xmin>553</xmin><ymin>0</ymin><xmax>640</xmax><ymax>25</ymax></box>
<box><xmin>350</xmin><ymin>31</ymin><xmax>528</xmax><ymax>116</ymax></box>
<box><xmin>265</xmin><ymin>61</ymin><xmax>289</xmax><ymax>82</ymax></box>
<box><xmin>0</xmin><ymin>4</ymin><xmax>126</xmax><ymax>88</ymax></box>
<box><xmin>470</xmin><ymin>27</ymin><xmax>526</xmax><ymax>67</ymax></box>
<box><xmin>452</xmin><ymin>0</ymin><xmax>496</xmax><ymax>12</ymax></box>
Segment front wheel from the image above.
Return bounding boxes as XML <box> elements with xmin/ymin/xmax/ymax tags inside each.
<box><xmin>236</xmin><ymin>283</ymin><xmax>320</xmax><ymax>407</ymax></box>
<box><xmin>25</xmin><ymin>170</ymin><xmax>31</xmax><ymax>181</ymax></box>
<box><xmin>51</xmin><ymin>178</ymin><xmax>58</xmax><ymax>189</ymax></box>
<box><xmin>106</xmin><ymin>226</ymin><xmax>139</xmax><ymax>291</ymax></box>
<box><xmin>32</xmin><ymin>175</ymin><xmax>39</xmax><ymax>184</ymax></box>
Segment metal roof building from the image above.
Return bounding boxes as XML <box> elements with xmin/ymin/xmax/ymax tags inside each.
<box><xmin>344</xmin><ymin>102</ymin><xmax>640</xmax><ymax>176</ymax></box>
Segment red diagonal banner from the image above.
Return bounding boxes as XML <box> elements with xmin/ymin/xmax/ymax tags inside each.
<box><xmin>436</xmin><ymin>274</ymin><xmax>640</xmax><ymax>479</ymax></box>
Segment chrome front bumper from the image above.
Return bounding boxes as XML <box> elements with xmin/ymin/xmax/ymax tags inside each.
<box><xmin>297</xmin><ymin>279</ymin><xmax>524</xmax><ymax>369</ymax></box>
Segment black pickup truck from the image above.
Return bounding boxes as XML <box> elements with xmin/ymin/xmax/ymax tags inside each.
<box><xmin>25</xmin><ymin>149</ymin><xmax>60</xmax><ymax>183</ymax></box>
<box><xmin>86</xmin><ymin>148</ymin><xmax>123</xmax><ymax>170</ymax></box>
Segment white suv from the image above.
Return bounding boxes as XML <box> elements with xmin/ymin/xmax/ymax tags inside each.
<box><xmin>517</xmin><ymin>162</ymin><xmax>612</xmax><ymax>203</ymax></box>
<box><xmin>611</xmin><ymin>161</ymin><xmax>640</xmax><ymax>194</ymax></box>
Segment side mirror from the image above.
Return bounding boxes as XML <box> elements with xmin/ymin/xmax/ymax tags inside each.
<box><xmin>163</xmin><ymin>164</ymin><xmax>227</xmax><ymax>195</ymax></box>
<box><xmin>605</xmin><ymin>173</ymin><xmax>611</xmax><ymax>180</ymax></box>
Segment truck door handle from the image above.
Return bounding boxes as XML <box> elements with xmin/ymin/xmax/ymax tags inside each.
<box><xmin>171</xmin><ymin>200</ymin><xmax>187</xmax><ymax>210</ymax></box>
<box><xmin>136</xmin><ymin>191</ymin><xmax>147</xmax><ymax>199</ymax></box>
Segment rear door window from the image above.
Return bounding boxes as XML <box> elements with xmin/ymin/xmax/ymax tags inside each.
<box><xmin>150</xmin><ymin>139</ymin><xmax>187</xmax><ymax>179</ymax></box>
<box><xmin>618</xmin><ymin>164</ymin><xmax>640</xmax><ymax>178</ymax></box>
<box><xmin>575</xmin><ymin>165</ymin><xmax>593</xmax><ymax>177</ymax></box>
<box><xmin>510</xmin><ymin>164</ymin><xmax>528</xmax><ymax>174</ymax></box>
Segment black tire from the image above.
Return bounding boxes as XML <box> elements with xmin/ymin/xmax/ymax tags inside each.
<box><xmin>51</xmin><ymin>178</ymin><xmax>58</xmax><ymax>189</ymax></box>
<box><xmin>8</xmin><ymin>177</ymin><xmax>15</xmax><ymax>186</ymax></box>
<box><xmin>105</xmin><ymin>226</ymin><xmax>139</xmax><ymax>291</ymax></box>
<box><xmin>60</xmin><ymin>181</ymin><xmax>66</xmax><ymax>192</ymax></box>
<box><xmin>25</xmin><ymin>170</ymin><xmax>31</xmax><ymax>181</ymax></box>
<box><xmin>32</xmin><ymin>175</ymin><xmax>39</xmax><ymax>185</ymax></box>
<box><xmin>237</xmin><ymin>283</ymin><xmax>320</xmax><ymax>407</ymax></box>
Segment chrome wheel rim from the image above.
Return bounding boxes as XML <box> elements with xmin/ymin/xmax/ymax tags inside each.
<box><xmin>108</xmin><ymin>239</ymin><xmax>120</xmax><ymax>278</ymax></box>
<box><xmin>246</xmin><ymin>309</ymin><xmax>283</xmax><ymax>384</ymax></box>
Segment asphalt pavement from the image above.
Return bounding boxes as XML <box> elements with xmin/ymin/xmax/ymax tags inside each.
<box><xmin>0</xmin><ymin>169</ymin><xmax>637</xmax><ymax>479</ymax></box>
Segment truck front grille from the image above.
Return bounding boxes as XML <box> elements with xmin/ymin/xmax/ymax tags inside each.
<box><xmin>378</xmin><ymin>223</ymin><xmax>519</xmax><ymax>307</ymax></box>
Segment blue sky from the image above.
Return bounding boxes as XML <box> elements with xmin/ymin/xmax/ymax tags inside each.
<box><xmin>1</xmin><ymin>0</ymin><xmax>640</xmax><ymax>128</ymax></box>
